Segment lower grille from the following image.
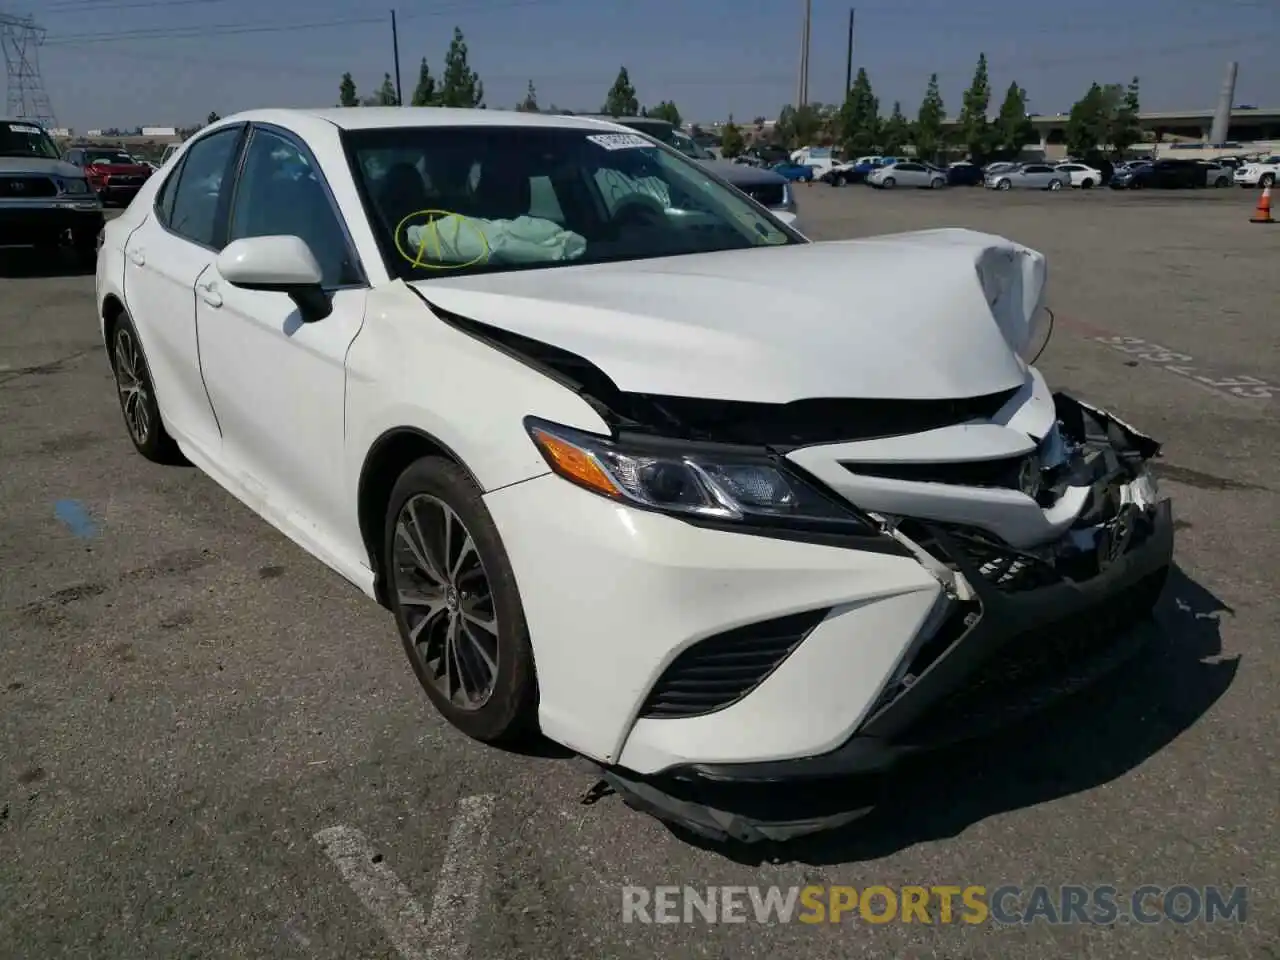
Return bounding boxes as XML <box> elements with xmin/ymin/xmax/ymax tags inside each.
<box><xmin>743</xmin><ymin>183</ymin><xmax>785</xmax><ymax>207</ymax></box>
<box><xmin>901</xmin><ymin>568</ymin><xmax>1167</xmax><ymax>744</ymax></box>
<box><xmin>0</xmin><ymin>176</ymin><xmax>57</xmax><ymax>198</ymax></box>
<box><xmin>639</xmin><ymin>608</ymin><xmax>829</xmax><ymax>719</ymax></box>
<box><xmin>898</xmin><ymin>518</ymin><xmax>1064</xmax><ymax>593</ymax></box>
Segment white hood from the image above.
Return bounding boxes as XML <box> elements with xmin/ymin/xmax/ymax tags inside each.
<box><xmin>411</xmin><ymin>228</ymin><xmax>1049</xmax><ymax>403</ymax></box>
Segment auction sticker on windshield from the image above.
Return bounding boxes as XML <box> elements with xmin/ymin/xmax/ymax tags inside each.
<box><xmin>586</xmin><ymin>134</ymin><xmax>653</xmax><ymax>151</ymax></box>
<box><xmin>8</xmin><ymin>123</ymin><xmax>41</xmax><ymax>134</ymax></box>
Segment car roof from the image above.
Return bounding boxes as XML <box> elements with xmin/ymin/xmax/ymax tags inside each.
<box><xmin>218</xmin><ymin>106</ymin><xmax>626</xmax><ymax>134</ymax></box>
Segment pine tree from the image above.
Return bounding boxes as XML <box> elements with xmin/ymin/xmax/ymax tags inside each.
<box><xmin>719</xmin><ymin>116</ymin><xmax>745</xmax><ymax>158</ymax></box>
<box><xmin>1109</xmin><ymin>77</ymin><xmax>1142</xmax><ymax>156</ymax></box>
<box><xmin>913</xmin><ymin>73</ymin><xmax>946</xmax><ymax>162</ymax></box>
<box><xmin>993</xmin><ymin>82</ymin><xmax>1034</xmax><ymax>155</ymax></box>
<box><xmin>837</xmin><ymin>67</ymin><xmax>879</xmax><ymax>154</ymax></box>
<box><xmin>338</xmin><ymin>73</ymin><xmax>358</xmax><ymax>107</ymax></box>
<box><xmin>880</xmin><ymin>101</ymin><xmax>910</xmax><ymax>156</ymax></box>
<box><xmin>516</xmin><ymin>80</ymin><xmax>539</xmax><ymax>112</ymax></box>
<box><xmin>438</xmin><ymin>27</ymin><xmax>484</xmax><ymax>108</ymax></box>
<box><xmin>650</xmin><ymin>100</ymin><xmax>681</xmax><ymax>126</ymax></box>
<box><xmin>376</xmin><ymin>73</ymin><xmax>398</xmax><ymax>106</ymax></box>
<box><xmin>603</xmin><ymin>67</ymin><xmax>639</xmax><ymax>116</ymax></box>
<box><xmin>958</xmin><ymin>53</ymin><xmax>992</xmax><ymax>160</ymax></box>
<box><xmin>410</xmin><ymin>59</ymin><xmax>436</xmax><ymax>107</ymax></box>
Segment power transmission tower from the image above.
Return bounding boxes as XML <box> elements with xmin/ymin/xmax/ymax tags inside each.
<box><xmin>2</xmin><ymin>9</ymin><xmax>58</xmax><ymax>128</ymax></box>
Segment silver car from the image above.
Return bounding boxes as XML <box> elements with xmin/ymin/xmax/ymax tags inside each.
<box><xmin>985</xmin><ymin>163</ymin><xmax>1067</xmax><ymax>191</ymax></box>
<box><xmin>866</xmin><ymin>160</ymin><xmax>947</xmax><ymax>189</ymax></box>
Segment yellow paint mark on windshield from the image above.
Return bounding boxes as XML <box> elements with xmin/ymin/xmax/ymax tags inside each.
<box><xmin>393</xmin><ymin>209</ymin><xmax>491</xmax><ymax>269</ymax></box>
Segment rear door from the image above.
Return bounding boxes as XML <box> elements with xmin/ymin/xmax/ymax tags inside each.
<box><xmin>121</xmin><ymin>123</ymin><xmax>246</xmax><ymax>457</ymax></box>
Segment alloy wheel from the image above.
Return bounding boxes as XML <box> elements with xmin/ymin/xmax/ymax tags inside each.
<box><xmin>392</xmin><ymin>493</ymin><xmax>500</xmax><ymax>710</ymax></box>
<box><xmin>113</xmin><ymin>327</ymin><xmax>151</xmax><ymax>445</ymax></box>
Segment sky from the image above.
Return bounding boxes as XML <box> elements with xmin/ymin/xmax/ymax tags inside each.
<box><xmin>9</xmin><ymin>0</ymin><xmax>1279</xmax><ymax>131</ymax></box>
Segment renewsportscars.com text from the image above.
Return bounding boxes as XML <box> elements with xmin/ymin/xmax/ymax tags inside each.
<box><xmin>621</xmin><ymin>884</ymin><xmax>1249</xmax><ymax>926</ymax></box>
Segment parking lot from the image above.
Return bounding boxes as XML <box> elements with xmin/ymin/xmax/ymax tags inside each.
<box><xmin>2</xmin><ymin>186</ymin><xmax>1277</xmax><ymax>959</ymax></box>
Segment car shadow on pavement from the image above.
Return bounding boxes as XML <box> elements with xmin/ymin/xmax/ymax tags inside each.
<box><xmin>0</xmin><ymin>247</ymin><xmax>95</xmax><ymax>279</ymax></box>
<box><xmin>672</xmin><ymin>564</ymin><xmax>1239</xmax><ymax>865</ymax></box>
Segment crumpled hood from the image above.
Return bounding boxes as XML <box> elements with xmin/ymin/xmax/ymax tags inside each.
<box><xmin>412</xmin><ymin>227</ymin><xmax>1049</xmax><ymax>403</ymax></box>
<box><xmin>1</xmin><ymin>156</ymin><xmax>84</xmax><ymax>179</ymax></box>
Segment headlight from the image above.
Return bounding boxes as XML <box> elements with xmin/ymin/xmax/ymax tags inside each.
<box><xmin>60</xmin><ymin>178</ymin><xmax>90</xmax><ymax>195</ymax></box>
<box><xmin>525</xmin><ymin>418</ymin><xmax>873</xmax><ymax>531</ymax></box>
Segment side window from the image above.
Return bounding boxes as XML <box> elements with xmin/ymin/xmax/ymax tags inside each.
<box><xmin>227</xmin><ymin>127</ymin><xmax>359</xmax><ymax>288</ymax></box>
<box><xmin>168</xmin><ymin>126</ymin><xmax>242</xmax><ymax>248</ymax></box>
<box><xmin>154</xmin><ymin>160</ymin><xmax>182</xmax><ymax>226</ymax></box>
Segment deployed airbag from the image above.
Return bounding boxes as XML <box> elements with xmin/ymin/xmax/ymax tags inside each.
<box><xmin>406</xmin><ymin>215</ymin><xmax>586</xmax><ymax>267</ymax></box>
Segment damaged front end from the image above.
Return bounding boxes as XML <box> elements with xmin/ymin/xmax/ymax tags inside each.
<box><xmin>584</xmin><ymin>393</ymin><xmax>1174</xmax><ymax>846</ymax></box>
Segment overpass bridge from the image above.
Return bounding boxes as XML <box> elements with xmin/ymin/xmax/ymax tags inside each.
<box><xmin>941</xmin><ymin>106</ymin><xmax>1280</xmax><ymax>147</ymax></box>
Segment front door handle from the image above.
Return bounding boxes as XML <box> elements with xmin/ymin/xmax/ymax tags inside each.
<box><xmin>195</xmin><ymin>280</ymin><xmax>222</xmax><ymax>308</ymax></box>
<box><xmin>126</xmin><ymin>246</ymin><xmax>145</xmax><ymax>266</ymax></box>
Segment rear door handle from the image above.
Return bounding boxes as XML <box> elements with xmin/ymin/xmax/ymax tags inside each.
<box><xmin>126</xmin><ymin>246</ymin><xmax>145</xmax><ymax>266</ymax></box>
<box><xmin>195</xmin><ymin>280</ymin><xmax>222</xmax><ymax>308</ymax></box>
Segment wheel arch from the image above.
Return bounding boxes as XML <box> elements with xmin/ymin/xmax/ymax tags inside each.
<box><xmin>101</xmin><ymin>293</ymin><xmax>126</xmax><ymax>352</ymax></box>
<box><xmin>357</xmin><ymin>425</ymin><xmax>483</xmax><ymax>608</ymax></box>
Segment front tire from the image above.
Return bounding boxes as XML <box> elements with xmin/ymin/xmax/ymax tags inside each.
<box><xmin>384</xmin><ymin>456</ymin><xmax>538</xmax><ymax>744</ymax></box>
<box><xmin>997</xmin><ymin>179</ymin><xmax>1011</xmax><ymax>191</ymax></box>
<box><xmin>1261</xmin><ymin>173</ymin><xmax>1275</xmax><ymax>188</ymax></box>
<box><xmin>109</xmin><ymin>312</ymin><xmax>183</xmax><ymax>463</ymax></box>
<box><xmin>881</xmin><ymin>177</ymin><xmax>896</xmax><ymax>188</ymax></box>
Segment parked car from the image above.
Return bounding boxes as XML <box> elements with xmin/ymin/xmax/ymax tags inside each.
<box><xmin>867</xmin><ymin>161</ymin><xmax>947</xmax><ymax>189</ymax></box>
<box><xmin>985</xmin><ymin>163</ymin><xmax>1068</xmax><ymax>190</ymax></box>
<box><xmin>1198</xmin><ymin>162</ymin><xmax>1233</xmax><ymax>188</ymax></box>
<box><xmin>1109</xmin><ymin>159</ymin><xmax>1205</xmax><ymax>189</ymax></box>
<box><xmin>1054</xmin><ymin>163</ymin><xmax>1103</xmax><ymax>188</ymax></box>
<box><xmin>771</xmin><ymin>160</ymin><xmax>816</xmax><ymax>182</ymax></box>
<box><xmin>981</xmin><ymin>161</ymin><xmax>1021</xmax><ymax>178</ymax></box>
<box><xmin>575</xmin><ymin>116</ymin><xmax>800</xmax><ymax>230</ymax></box>
<box><xmin>0</xmin><ymin>117</ymin><xmax>103</xmax><ymax>262</ymax></box>
<box><xmin>96</xmin><ymin>107</ymin><xmax>1174</xmax><ymax>842</ymax></box>
<box><xmin>1233</xmin><ymin>156</ymin><xmax>1279</xmax><ymax>188</ymax></box>
<box><xmin>62</xmin><ymin>146</ymin><xmax>155</xmax><ymax>205</ymax></box>
<box><xmin>945</xmin><ymin>161</ymin><xmax>986</xmax><ymax>186</ymax></box>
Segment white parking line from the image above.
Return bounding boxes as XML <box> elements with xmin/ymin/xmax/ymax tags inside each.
<box><xmin>315</xmin><ymin>794</ymin><xmax>496</xmax><ymax>960</ymax></box>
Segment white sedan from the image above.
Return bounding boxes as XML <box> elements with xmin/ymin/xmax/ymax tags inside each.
<box><xmin>1054</xmin><ymin>163</ymin><xmax>1103</xmax><ymax>188</ymax></box>
<box><xmin>96</xmin><ymin>107</ymin><xmax>1174</xmax><ymax>841</ymax></box>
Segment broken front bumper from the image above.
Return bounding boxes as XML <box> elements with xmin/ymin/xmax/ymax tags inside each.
<box><xmin>593</xmin><ymin>394</ymin><xmax>1175</xmax><ymax>843</ymax></box>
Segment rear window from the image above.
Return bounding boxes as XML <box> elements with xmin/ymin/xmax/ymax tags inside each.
<box><xmin>346</xmin><ymin>124</ymin><xmax>804</xmax><ymax>282</ymax></box>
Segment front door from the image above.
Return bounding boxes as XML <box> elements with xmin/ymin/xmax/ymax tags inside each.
<box><xmin>194</xmin><ymin>124</ymin><xmax>369</xmax><ymax>560</ymax></box>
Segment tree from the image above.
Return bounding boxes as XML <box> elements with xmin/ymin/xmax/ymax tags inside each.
<box><xmin>837</xmin><ymin>67</ymin><xmax>879</xmax><ymax>154</ymax></box>
<box><xmin>603</xmin><ymin>66</ymin><xmax>639</xmax><ymax>116</ymax></box>
<box><xmin>774</xmin><ymin>103</ymin><xmax>823</xmax><ymax>149</ymax></box>
<box><xmin>516</xmin><ymin>80</ymin><xmax>539</xmax><ymax>112</ymax></box>
<box><xmin>1065</xmin><ymin>82</ymin><xmax>1109</xmax><ymax>156</ymax></box>
<box><xmin>913</xmin><ymin>73</ymin><xmax>945</xmax><ymax>161</ymax></box>
<box><xmin>206</xmin><ymin>111</ymin><xmax>220</xmax><ymax>126</ymax></box>
<box><xmin>375</xmin><ymin>73</ymin><xmax>398</xmax><ymax>106</ymax></box>
<box><xmin>720</xmin><ymin>116</ymin><xmax>745</xmax><ymax>158</ymax></box>
<box><xmin>410</xmin><ymin>59</ymin><xmax>436</xmax><ymax>106</ymax></box>
<box><xmin>438</xmin><ymin>27</ymin><xmax>484</xmax><ymax>108</ymax></box>
<box><xmin>1109</xmin><ymin>76</ymin><xmax>1142</xmax><ymax>156</ymax></box>
<box><xmin>880</xmin><ymin>101</ymin><xmax>910</xmax><ymax>156</ymax></box>
<box><xmin>650</xmin><ymin>100</ymin><xmax>681</xmax><ymax>126</ymax></box>
<box><xmin>339</xmin><ymin>72</ymin><xmax>358</xmax><ymax>107</ymax></box>
<box><xmin>992</xmin><ymin>81</ymin><xmax>1035</xmax><ymax>155</ymax></box>
<box><xmin>958</xmin><ymin>53</ymin><xmax>992</xmax><ymax>159</ymax></box>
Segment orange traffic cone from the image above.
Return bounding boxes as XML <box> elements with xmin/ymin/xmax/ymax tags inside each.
<box><xmin>1251</xmin><ymin>184</ymin><xmax>1274</xmax><ymax>224</ymax></box>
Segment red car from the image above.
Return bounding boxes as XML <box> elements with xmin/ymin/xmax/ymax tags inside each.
<box><xmin>62</xmin><ymin>146</ymin><xmax>153</xmax><ymax>205</ymax></box>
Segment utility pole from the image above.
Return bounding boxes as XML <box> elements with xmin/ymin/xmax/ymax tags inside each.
<box><xmin>391</xmin><ymin>9</ymin><xmax>402</xmax><ymax>105</ymax></box>
<box><xmin>844</xmin><ymin>8</ymin><xmax>855</xmax><ymax>95</ymax></box>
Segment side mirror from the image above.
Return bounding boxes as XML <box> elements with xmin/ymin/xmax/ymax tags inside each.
<box><xmin>216</xmin><ymin>235</ymin><xmax>332</xmax><ymax>322</ymax></box>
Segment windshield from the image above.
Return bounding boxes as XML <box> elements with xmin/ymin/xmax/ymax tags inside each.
<box><xmin>0</xmin><ymin>120</ymin><xmax>59</xmax><ymax>160</ymax></box>
<box><xmin>347</xmin><ymin>125</ymin><xmax>803</xmax><ymax>282</ymax></box>
<box><xmin>84</xmin><ymin>150</ymin><xmax>136</xmax><ymax>165</ymax></box>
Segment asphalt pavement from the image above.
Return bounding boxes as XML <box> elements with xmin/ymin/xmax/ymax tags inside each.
<box><xmin>2</xmin><ymin>187</ymin><xmax>1277</xmax><ymax>959</ymax></box>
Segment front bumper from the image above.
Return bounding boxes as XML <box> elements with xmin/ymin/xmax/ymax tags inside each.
<box><xmin>0</xmin><ymin>201</ymin><xmax>105</xmax><ymax>245</ymax></box>
<box><xmin>488</xmin><ymin>388</ymin><xmax>1174</xmax><ymax>841</ymax></box>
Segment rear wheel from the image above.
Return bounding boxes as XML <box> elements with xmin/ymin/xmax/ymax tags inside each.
<box><xmin>1261</xmin><ymin>173</ymin><xmax>1275</xmax><ymax>188</ymax></box>
<box><xmin>384</xmin><ymin>457</ymin><xmax>539</xmax><ymax>744</ymax></box>
<box><xmin>1081</xmin><ymin>178</ymin><xmax>1095</xmax><ymax>189</ymax></box>
<box><xmin>930</xmin><ymin>177</ymin><xmax>945</xmax><ymax>189</ymax></box>
<box><xmin>109</xmin><ymin>312</ymin><xmax>184</xmax><ymax>463</ymax></box>
<box><xmin>1048</xmin><ymin>178</ymin><xmax>1064</xmax><ymax>191</ymax></box>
